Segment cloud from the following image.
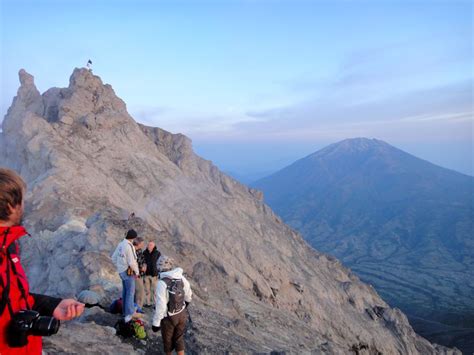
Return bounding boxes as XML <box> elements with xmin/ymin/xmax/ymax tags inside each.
<box><xmin>394</xmin><ymin>111</ymin><xmax>472</xmax><ymax>124</ymax></box>
<box><xmin>129</xmin><ymin>104</ymin><xmax>266</xmax><ymax>136</ymax></box>
<box><xmin>128</xmin><ymin>41</ymin><xmax>473</xmax><ymax>144</ymax></box>
<box><xmin>219</xmin><ymin>79</ymin><xmax>473</xmax><ymax>143</ymax></box>
<box><xmin>278</xmin><ymin>38</ymin><xmax>472</xmax><ymax>106</ymax></box>
<box><xmin>132</xmin><ymin>105</ymin><xmax>170</xmax><ymax>125</ymax></box>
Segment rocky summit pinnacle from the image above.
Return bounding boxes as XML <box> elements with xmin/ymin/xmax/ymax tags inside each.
<box><xmin>5</xmin><ymin>69</ymin><xmax>43</xmax><ymax>118</ymax></box>
<box><xmin>19</xmin><ymin>68</ymin><xmax>37</xmax><ymax>88</ymax></box>
<box><xmin>0</xmin><ymin>69</ymin><xmax>460</xmax><ymax>354</ymax></box>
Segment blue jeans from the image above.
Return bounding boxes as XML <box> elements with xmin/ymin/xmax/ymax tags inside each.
<box><xmin>119</xmin><ymin>271</ymin><xmax>136</xmax><ymax>320</ymax></box>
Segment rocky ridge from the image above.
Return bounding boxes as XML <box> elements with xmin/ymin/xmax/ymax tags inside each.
<box><xmin>0</xmin><ymin>68</ymin><xmax>460</xmax><ymax>354</ymax></box>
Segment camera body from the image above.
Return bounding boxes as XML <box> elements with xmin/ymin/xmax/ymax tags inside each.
<box><xmin>8</xmin><ymin>310</ymin><xmax>60</xmax><ymax>347</ymax></box>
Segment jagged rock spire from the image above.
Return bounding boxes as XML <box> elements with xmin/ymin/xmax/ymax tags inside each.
<box><xmin>2</xmin><ymin>69</ymin><xmax>43</xmax><ymax>133</ymax></box>
<box><xmin>17</xmin><ymin>69</ymin><xmax>42</xmax><ymax>108</ymax></box>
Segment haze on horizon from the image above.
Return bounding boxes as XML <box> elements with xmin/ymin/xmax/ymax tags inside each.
<box><xmin>1</xmin><ymin>0</ymin><xmax>472</xmax><ymax>178</ymax></box>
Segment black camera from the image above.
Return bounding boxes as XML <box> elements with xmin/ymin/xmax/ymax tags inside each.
<box><xmin>8</xmin><ymin>310</ymin><xmax>60</xmax><ymax>347</ymax></box>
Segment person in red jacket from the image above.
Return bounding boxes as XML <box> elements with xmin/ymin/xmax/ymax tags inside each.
<box><xmin>0</xmin><ymin>168</ymin><xmax>85</xmax><ymax>354</ymax></box>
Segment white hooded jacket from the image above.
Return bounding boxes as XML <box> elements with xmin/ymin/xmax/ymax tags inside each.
<box><xmin>152</xmin><ymin>267</ymin><xmax>192</xmax><ymax>327</ymax></box>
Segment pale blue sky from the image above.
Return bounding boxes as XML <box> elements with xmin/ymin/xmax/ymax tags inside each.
<box><xmin>1</xmin><ymin>0</ymin><xmax>472</xmax><ymax>178</ymax></box>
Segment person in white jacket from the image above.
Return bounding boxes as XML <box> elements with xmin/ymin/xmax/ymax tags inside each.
<box><xmin>111</xmin><ymin>229</ymin><xmax>140</xmax><ymax>322</ymax></box>
<box><xmin>152</xmin><ymin>255</ymin><xmax>192</xmax><ymax>355</ymax></box>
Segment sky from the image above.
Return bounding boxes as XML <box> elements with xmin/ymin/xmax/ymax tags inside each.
<box><xmin>1</xmin><ymin>0</ymin><xmax>473</xmax><ymax>179</ymax></box>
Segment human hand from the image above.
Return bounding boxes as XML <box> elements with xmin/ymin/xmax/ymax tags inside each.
<box><xmin>152</xmin><ymin>325</ymin><xmax>160</xmax><ymax>332</ymax></box>
<box><xmin>53</xmin><ymin>299</ymin><xmax>85</xmax><ymax>321</ymax></box>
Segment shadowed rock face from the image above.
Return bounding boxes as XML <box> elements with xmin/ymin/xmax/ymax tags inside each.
<box><xmin>253</xmin><ymin>138</ymin><xmax>474</xmax><ymax>353</ymax></box>
<box><xmin>0</xmin><ymin>68</ymin><xmax>459</xmax><ymax>354</ymax></box>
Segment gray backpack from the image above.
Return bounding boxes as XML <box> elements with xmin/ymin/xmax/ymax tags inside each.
<box><xmin>162</xmin><ymin>278</ymin><xmax>185</xmax><ymax>314</ymax></box>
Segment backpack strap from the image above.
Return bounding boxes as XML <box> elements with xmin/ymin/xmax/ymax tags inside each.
<box><xmin>0</xmin><ymin>228</ymin><xmax>31</xmax><ymax>317</ymax></box>
<box><xmin>129</xmin><ymin>242</ymin><xmax>137</xmax><ymax>260</ymax></box>
<box><xmin>0</xmin><ymin>228</ymin><xmax>13</xmax><ymax>317</ymax></box>
<box><xmin>162</xmin><ymin>277</ymin><xmax>171</xmax><ymax>287</ymax></box>
<box><xmin>0</xmin><ymin>273</ymin><xmax>14</xmax><ymax>317</ymax></box>
<box><xmin>161</xmin><ymin>277</ymin><xmax>173</xmax><ymax>308</ymax></box>
<box><xmin>161</xmin><ymin>277</ymin><xmax>173</xmax><ymax>315</ymax></box>
<box><xmin>8</xmin><ymin>243</ymin><xmax>30</xmax><ymax>308</ymax></box>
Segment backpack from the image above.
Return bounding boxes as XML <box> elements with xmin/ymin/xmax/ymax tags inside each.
<box><xmin>109</xmin><ymin>298</ymin><xmax>123</xmax><ymax>314</ymax></box>
<box><xmin>162</xmin><ymin>278</ymin><xmax>185</xmax><ymax>315</ymax></box>
<box><xmin>114</xmin><ymin>319</ymin><xmax>135</xmax><ymax>338</ymax></box>
<box><xmin>131</xmin><ymin>319</ymin><xmax>147</xmax><ymax>339</ymax></box>
<box><xmin>114</xmin><ymin>319</ymin><xmax>147</xmax><ymax>339</ymax></box>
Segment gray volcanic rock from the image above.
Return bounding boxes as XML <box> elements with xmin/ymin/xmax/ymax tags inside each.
<box><xmin>42</xmin><ymin>320</ymin><xmax>138</xmax><ymax>355</ymax></box>
<box><xmin>253</xmin><ymin>138</ymin><xmax>474</xmax><ymax>353</ymax></box>
<box><xmin>0</xmin><ymin>69</ymin><xmax>460</xmax><ymax>354</ymax></box>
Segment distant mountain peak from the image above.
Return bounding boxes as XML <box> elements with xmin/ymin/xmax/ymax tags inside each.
<box><xmin>338</xmin><ymin>137</ymin><xmax>387</xmax><ymax>147</ymax></box>
<box><xmin>301</xmin><ymin>138</ymin><xmax>396</xmax><ymax>165</ymax></box>
<box><xmin>318</xmin><ymin>137</ymin><xmax>391</xmax><ymax>155</ymax></box>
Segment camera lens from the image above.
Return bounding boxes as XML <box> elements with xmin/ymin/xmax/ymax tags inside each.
<box><xmin>31</xmin><ymin>316</ymin><xmax>60</xmax><ymax>336</ymax></box>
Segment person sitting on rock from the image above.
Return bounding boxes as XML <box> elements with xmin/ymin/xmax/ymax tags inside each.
<box><xmin>152</xmin><ymin>255</ymin><xmax>192</xmax><ymax>355</ymax></box>
<box><xmin>143</xmin><ymin>240</ymin><xmax>161</xmax><ymax>307</ymax></box>
<box><xmin>0</xmin><ymin>168</ymin><xmax>85</xmax><ymax>355</ymax></box>
<box><xmin>133</xmin><ymin>237</ymin><xmax>147</xmax><ymax>311</ymax></box>
<box><xmin>111</xmin><ymin>229</ymin><xmax>140</xmax><ymax>323</ymax></box>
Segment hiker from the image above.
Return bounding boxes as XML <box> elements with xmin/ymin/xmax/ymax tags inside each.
<box><xmin>111</xmin><ymin>229</ymin><xmax>139</xmax><ymax>323</ymax></box>
<box><xmin>0</xmin><ymin>168</ymin><xmax>84</xmax><ymax>354</ymax></box>
<box><xmin>133</xmin><ymin>237</ymin><xmax>146</xmax><ymax>311</ymax></box>
<box><xmin>143</xmin><ymin>241</ymin><xmax>160</xmax><ymax>307</ymax></box>
<box><xmin>86</xmin><ymin>59</ymin><xmax>92</xmax><ymax>71</ymax></box>
<box><xmin>152</xmin><ymin>255</ymin><xmax>192</xmax><ymax>355</ymax></box>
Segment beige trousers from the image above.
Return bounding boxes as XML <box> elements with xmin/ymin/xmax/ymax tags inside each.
<box><xmin>144</xmin><ymin>275</ymin><xmax>158</xmax><ymax>305</ymax></box>
<box><xmin>135</xmin><ymin>276</ymin><xmax>145</xmax><ymax>308</ymax></box>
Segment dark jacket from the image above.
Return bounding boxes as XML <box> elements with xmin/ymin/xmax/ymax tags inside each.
<box><xmin>143</xmin><ymin>247</ymin><xmax>160</xmax><ymax>277</ymax></box>
<box><xmin>136</xmin><ymin>249</ymin><xmax>146</xmax><ymax>277</ymax></box>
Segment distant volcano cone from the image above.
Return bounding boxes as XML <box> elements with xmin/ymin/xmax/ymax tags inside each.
<box><xmin>253</xmin><ymin>137</ymin><xmax>474</xmax><ymax>353</ymax></box>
